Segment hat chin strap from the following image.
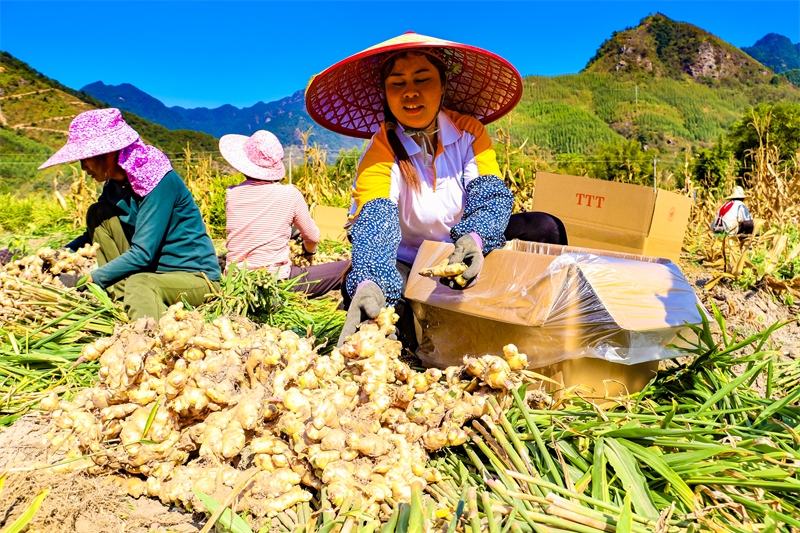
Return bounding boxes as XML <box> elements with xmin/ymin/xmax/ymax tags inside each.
<box><xmin>401</xmin><ymin>96</ymin><xmax>444</xmax><ymax>166</ymax></box>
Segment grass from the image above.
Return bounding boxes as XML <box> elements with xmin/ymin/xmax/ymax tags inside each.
<box><xmin>0</xmin><ymin>194</ymin><xmax>72</xmax><ymax>236</ymax></box>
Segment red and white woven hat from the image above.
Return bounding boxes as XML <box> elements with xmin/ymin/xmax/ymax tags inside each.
<box><xmin>306</xmin><ymin>32</ymin><xmax>523</xmax><ymax>139</ymax></box>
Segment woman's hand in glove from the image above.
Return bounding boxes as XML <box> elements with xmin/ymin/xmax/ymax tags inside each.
<box><xmin>441</xmin><ymin>233</ymin><xmax>483</xmax><ymax>290</ymax></box>
<box><xmin>337</xmin><ymin>281</ymin><xmax>386</xmax><ymax>347</ymax></box>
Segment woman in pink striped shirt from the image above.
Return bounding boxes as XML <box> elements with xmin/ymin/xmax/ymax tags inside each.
<box><xmin>219</xmin><ymin>130</ymin><xmax>348</xmax><ymax>298</ymax></box>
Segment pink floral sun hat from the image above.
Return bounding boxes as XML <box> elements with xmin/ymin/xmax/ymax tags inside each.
<box><xmin>219</xmin><ymin>130</ymin><xmax>286</xmax><ymax>181</ymax></box>
<box><xmin>39</xmin><ymin>108</ymin><xmax>140</xmax><ymax>169</ymax></box>
<box><xmin>39</xmin><ymin>108</ymin><xmax>173</xmax><ymax>197</ymax></box>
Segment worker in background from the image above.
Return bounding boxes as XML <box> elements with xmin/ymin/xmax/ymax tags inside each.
<box><xmin>711</xmin><ymin>186</ymin><xmax>754</xmax><ymax>237</ymax></box>
<box><xmin>305</xmin><ymin>32</ymin><xmax>567</xmax><ymax>348</ymax></box>
<box><xmin>38</xmin><ymin>108</ymin><xmax>221</xmax><ymax>320</ymax></box>
<box><xmin>220</xmin><ymin>129</ymin><xmax>348</xmax><ymax>297</ymax></box>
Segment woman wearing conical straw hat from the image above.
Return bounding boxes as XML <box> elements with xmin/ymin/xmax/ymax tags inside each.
<box><xmin>306</xmin><ymin>32</ymin><xmax>568</xmax><ymax>348</ymax></box>
<box><xmin>39</xmin><ymin>108</ymin><xmax>221</xmax><ymax>320</ymax></box>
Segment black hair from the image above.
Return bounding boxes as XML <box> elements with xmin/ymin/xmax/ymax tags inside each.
<box><xmin>378</xmin><ymin>51</ymin><xmax>447</xmax><ymax>193</ymax></box>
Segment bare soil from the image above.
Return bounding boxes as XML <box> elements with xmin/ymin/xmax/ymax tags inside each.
<box><xmin>682</xmin><ymin>263</ymin><xmax>800</xmax><ymax>361</ymax></box>
<box><xmin>0</xmin><ymin>415</ymin><xmax>202</xmax><ymax>533</ymax></box>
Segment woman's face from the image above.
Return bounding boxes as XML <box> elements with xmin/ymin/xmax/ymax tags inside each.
<box><xmin>80</xmin><ymin>152</ymin><xmax>119</xmax><ymax>183</ymax></box>
<box><xmin>384</xmin><ymin>53</ymin><xmax>444</xmax><ymax>131</ymax></box>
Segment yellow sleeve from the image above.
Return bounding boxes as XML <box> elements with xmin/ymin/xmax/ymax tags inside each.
<box><xmin>444</xmin><ymin>109</ymin><xmax>502</xmax><ymax>177</ymax></box>
<box><xmin>352</xmin><ymin>126</ymin><xmax>395</xmax><ymax>217</ymax></box>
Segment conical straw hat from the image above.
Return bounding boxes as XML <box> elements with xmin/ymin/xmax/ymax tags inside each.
<box><xmin>305</xmin><ymin>32</ymin><xmax>523</xmax><ymax>139</ymax></box>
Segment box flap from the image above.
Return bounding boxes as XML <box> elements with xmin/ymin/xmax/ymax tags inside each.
<box><xmin>405</xmin><ymin>241</ymin><xmax>558</xmax><ymax>326</ymax></box>
<box><xmin>311</xmin><ymin>205</ymin><xmax>349</xmax><ymax>242</ymax></box>
<box><xmin>572</xmin><ymin>255</ymin><xmax>702</xmax><ymax>330</ymax></box>
<box><xmin>532</xmin><ymin>172</ymin><xmax>657</xmax><ymax>235</ymax></box>
<box><xmin>406</xmin><ymin>240</ymin><xmax>699</xmax><ymax>331</ymax></box>
<box><xmin>643</xmin><ymin>189</ymin><xmax>694</xmax><ymax>261</ymax></box>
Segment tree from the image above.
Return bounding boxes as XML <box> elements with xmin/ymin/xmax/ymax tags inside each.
<box><xmin>728</xmin><ymin>103</ymin><xmax>800</xmax><ymax>163</ymax></box>
<box><xmin>692</xmin><ymin>135</ymin><xmax>737</xmax><ymax>189</ymax></box>
<box><xmin>588</xmin><ymin>139</ymin><xmax>657</xmax><ymax>184</ymax></box>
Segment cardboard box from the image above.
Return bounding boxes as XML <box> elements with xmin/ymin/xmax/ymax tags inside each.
<box><xmin>311</xmin><ymin>206</ymin><xmax>349</xmax><ymax>242</ymax></box>
<box><xmin>530</xmin><ymin>172</ymin><xmax>692</xmax><ymax>263</ymax></box>
<box><xmin>406</xmin><ymin>240</ymin><xmax>702</xmax><ymax>395</ymax></box>
<box><xmin>535</xmin><ymin>358</ymin><xmax>659</xmax><ymax>403</ymax></box>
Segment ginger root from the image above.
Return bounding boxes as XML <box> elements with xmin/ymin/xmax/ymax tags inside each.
<box><xmin>419</xmin><ymin>259</ymin><xmax>468</xmax><ymax>285</ymax></box>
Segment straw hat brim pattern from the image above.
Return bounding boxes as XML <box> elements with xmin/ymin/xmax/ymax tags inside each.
<box><xmin>219</xmin><ymin>134</ymin><xmax>286</xmax><ymax>181</ymax></box>
<box><xmin>38</xmin><ymin>126</ymin><xmax>139</xmax><ymax>169</ymax></box>
<box><xmin>305</xmin><ymin>32</ymin><xmax>523</xmax><ymax>139</ymax></box>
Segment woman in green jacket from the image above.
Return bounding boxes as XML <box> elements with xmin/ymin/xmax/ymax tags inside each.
<box><xmin>39</xmin><ymin>108</ymin><xmax>220</xmax><ymax>320</ymax></box>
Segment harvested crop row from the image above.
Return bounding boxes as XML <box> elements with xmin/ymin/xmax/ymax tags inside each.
<box><xmin>38</xmin><ymin>303</ymin><xmax>531</xmax><ymax>520</ymax></box>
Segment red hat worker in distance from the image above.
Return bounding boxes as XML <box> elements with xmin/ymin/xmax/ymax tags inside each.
<box><xmin>306</xmin><ymin>32</ymin><xmax>568</xmax><ymax>351</ymax></box>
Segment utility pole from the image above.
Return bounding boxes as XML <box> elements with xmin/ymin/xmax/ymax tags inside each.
<box><xmin>653</xmin><ymin>156</ymin><xmax>658</xmax><ymax>193</ymax></box>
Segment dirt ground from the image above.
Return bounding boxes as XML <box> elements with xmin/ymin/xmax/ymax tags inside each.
<box><xmin>682</xmin><ymin>263</ymin><xmax>800</xmax><ymax>361</ymax></box>
<box><xmin>0</xmin><ymin>416</ymin><xmax>202</xmax><ymax>533</ymax></box>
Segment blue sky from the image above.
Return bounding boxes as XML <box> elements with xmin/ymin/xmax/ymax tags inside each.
<box><xmin>1</xmin><ymin>1</ymin><xmax>798</xmax><ymax>109</ymax></box>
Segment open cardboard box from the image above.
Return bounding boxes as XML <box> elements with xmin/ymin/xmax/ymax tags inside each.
<box><xmin>531</xmin><ymin>172</ymin><xmax>693</xmax><ymax>263</ymax></box>
<box><xmin>311</xmin><ymin>205</ymin><xmax>349</xmax><ymax>242</ymax></box>
<box><xmin>406</xmin><ymin>239</ymin><xmax>704</xmax><ymax>398</ymax></box>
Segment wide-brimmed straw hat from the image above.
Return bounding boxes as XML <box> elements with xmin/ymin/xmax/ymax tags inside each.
<box><xmin>725</xmin><ymin>186</ymin><xmax>748</xmax><ymax>200</ymax></box>
<box><xmin>305</xmin><ymin>32</ymin><xmax>524</xmax><ymax>139</ymax></box>
<box><xmin>39</xmin><ymin>108</ymin><xmax>139</xmax><ymax>169</ymax></box>
<box><xmin>219</xmin><ymin>130</ymin><xmax>285</xmax><ymax>181</ymax></box>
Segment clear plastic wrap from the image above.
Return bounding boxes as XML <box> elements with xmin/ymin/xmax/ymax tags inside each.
<box><xmin>406</xmin><ymin>240</ymin><xmax>705</xmax><ymax>369</ymax></box>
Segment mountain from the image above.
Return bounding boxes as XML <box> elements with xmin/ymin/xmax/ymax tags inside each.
<box><xmin>784</xmin><ymin>69</ymin><xmax>800</xmax><ymax>87</ymax></box>
<box><xmin>82</xmin><ymin>82</ymin><xmax>187</xmax><ymax>131</ymax></box>
<box><xmin>81</xmin><ymin>82</ymin><xmax>361</xmax><ymax>156</ymax></box>
<box><xmin>585</xmin><ymin>13</ymin><xmax>774</xmax><ymax>84</ymax></box>
<box><xmin>0</xmin><ymin>51</ymin><xmax>219</xmax><ymax>190</ymax></box>
<box><xmin>742</xmin><ymin>33</ymin><xmax>800</xmax><ymax>73</ymax></box>
<box><xmin>499</xmin><ymin>14</ymin><xmax>800</xmax><ymax>156</ymax></box>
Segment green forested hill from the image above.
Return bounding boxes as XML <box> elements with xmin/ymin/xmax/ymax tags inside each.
<box><xmin>493</xmin><ymin>72</ymin><xmax>800</xmax><ymax>157</ymax></box>
<box><xmin>490</xmin><ymin>15</ymin><xmax>800</xmax><ymax>159</ymax></box>
<box><xmin>742</xmin><ymin>33</ymin><xmax>800</xmax><ymax>74</ymax></box>
<box><xmin>0</xmin><ymin>51</ymin><xmax>218</xmax><ymax>188</ymax></box>
<box><xmin>585</xmin><ymin>14</ymin><xmax>774</xmax><ymax>83</ymax></box>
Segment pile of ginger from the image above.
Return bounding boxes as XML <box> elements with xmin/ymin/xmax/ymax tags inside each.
<box><xmin>1</xmin><ymin>243</ymin><xmax>99</xmax><ymax>286</ymax></box>
<box><xmin>38</xmin><ymin>303</ymin><xmax>535</xmax><ymax>520</ymax></box>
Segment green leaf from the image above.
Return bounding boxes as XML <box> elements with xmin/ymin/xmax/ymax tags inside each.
<box><xmin>617</xmin><ymin>491</ymin><xmax>633</xmax><ymax>533</ymax></box>
<box><xmin>693</xmin><ymin>360</ymin><xmax>769</xmax><ymax>415</ymax></box>
<box><xmin>140</xmin><ymin>399</ymin><xmax>160</xmax><ymax>441</ymax></box>
<box><xmin>660</xmin><ymin>399</ymin><xmax>677</xmax><ymax>429</ymax></box>
<box><xmin>192</xmin><ymin>489</ymin><xmax>253</xmax><ymax>533</ymax></box>
<box><xmin>406</xmin><ymin>482</ymin><xmax>424</xmax><ymax>533</ymax></box>
<box><xmin>0</xmin><ymin>487</ymin><xmax>49</xmax><ymax>533</ymax></box>
<box><xmin>591</xmin><ymin>437</ymin><xmax>608</xmax><ymax>505</ymax></box>
<box><xmin>381</xmin><ymin>507</ymin><xmax>400</xmax><ymax>533</ymax></box>
<box><xmin>617</xmin><ymin>438</ymin><xmax>694</xmax><ymax>510</ymax></box>
<box><xmin>396</xmin><ymin>503</ymin><xmax>411</xmax><ymax>533</ymax></box>
<box><xmin>752</xmin><ymin>386</ymin><xmax>800</xmax><ymax>426</ymax></box>
<box><xmin>603</xmin><ymin>439</ymin><xmax>659</xmax><ymax>519</ymax></box>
